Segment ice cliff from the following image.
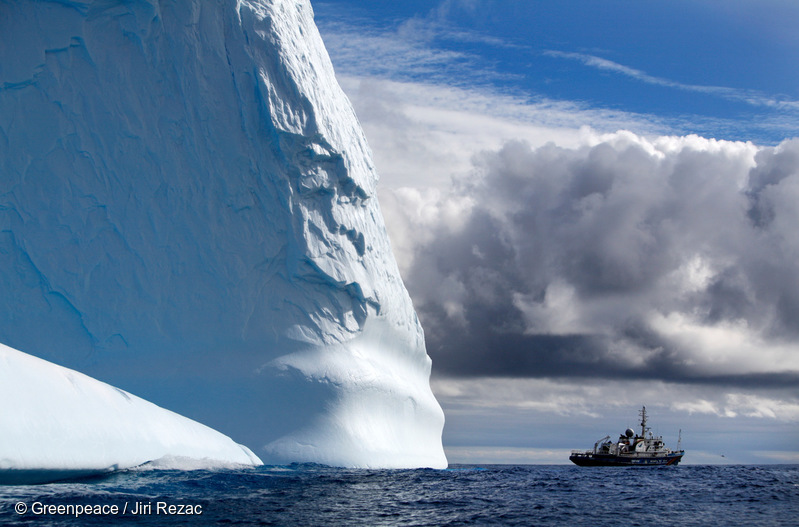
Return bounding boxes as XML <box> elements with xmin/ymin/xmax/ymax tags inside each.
<box><xmin>0</xmin><ymin>0</ymin><xmax>447</xmax><ymax>469</ymax></box>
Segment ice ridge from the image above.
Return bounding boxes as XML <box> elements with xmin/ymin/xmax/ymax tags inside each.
<box><xmin>0</xmin><ymin>343</ymin><xmax>262</xmax><ymax>485</ymax></box>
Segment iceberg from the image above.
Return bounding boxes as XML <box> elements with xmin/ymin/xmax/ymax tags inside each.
<box><xmin>0</xmin><ymin>343</ymin><xmax>261</xmax><ymax>485</ymax></box>
<box><xmin>0</xmin><ymin>0</ymin><xmax>447</xmax><ymax>469</ymax></box>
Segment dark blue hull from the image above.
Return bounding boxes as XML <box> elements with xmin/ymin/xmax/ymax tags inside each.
<box><xmin>569</xmin><ymin>452</ymin><xmax>683</xmax><ymax>466</ymax></box>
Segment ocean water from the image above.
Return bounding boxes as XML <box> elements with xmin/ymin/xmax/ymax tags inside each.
<box><xmin>1</xmin><ymin>464</ymin><xmax>797</xmax><ymax>526</ymax></box>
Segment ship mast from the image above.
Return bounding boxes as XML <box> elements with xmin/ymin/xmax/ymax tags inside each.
<box><xmin>640</xmin><ymin>406</ymin><xmax>648</xmax><ymax>438</ymax></box>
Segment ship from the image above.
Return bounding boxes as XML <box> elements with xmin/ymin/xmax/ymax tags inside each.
<box><xmin>569</xmin><ymin>406</ymin><xmax>684</xmax><ymax>466</ymax></box>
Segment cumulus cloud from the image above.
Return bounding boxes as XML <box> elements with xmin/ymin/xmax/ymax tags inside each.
<box><xmin>383</xmin><ymin>133</ymin><xmax>799</xmax><ymax>388</ymax></box>
<box><xmin>339</xmin><ymin>76</ymin><xmax>668</xmax><ymax>190</ymax></box>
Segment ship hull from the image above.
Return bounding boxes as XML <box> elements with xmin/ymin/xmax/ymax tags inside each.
<box><xmin>569</xmin><ymin>452</ymin><xmax>683</xmax><ymax>467</ymax></box>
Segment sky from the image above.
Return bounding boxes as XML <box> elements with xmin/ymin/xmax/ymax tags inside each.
<box><xmin>311</xmin><ymin>0</ymin><xmax>799</xmax><ymax>464</ymax></box>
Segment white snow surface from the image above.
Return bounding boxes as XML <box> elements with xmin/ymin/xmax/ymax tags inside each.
<box><xmin>0</xmin><ymin>0</ymin><xmax>446</xmax><ymax>469</ymax></box>
<box><xmin>0</xmin><ymin>343</ymin><xmax>261</xmax><ymax>485</ymax></box>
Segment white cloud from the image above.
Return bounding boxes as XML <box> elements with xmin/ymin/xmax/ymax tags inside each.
<box><xmin>672</xmin><ymin>393</ymin><xmax>799</xmax><ymax>421</ymax></box>
<box><xmin>648</xmin><ymin>311</ymin><xmax>799</xmax><ymax>376</ymax></box>
<box><xmin>545</xmin><ymin>50</ymin><xmax>799</xmax><ymax>112</ymax></box>
<box><xmin>338</xmin><ymin>76</ymin><xmax>665</xmax><ymax>191</ymax></box>
<box><xmin>432</xmin><ymin>377</ymin><xmax>605</xmax><ymax>415</ymax></box>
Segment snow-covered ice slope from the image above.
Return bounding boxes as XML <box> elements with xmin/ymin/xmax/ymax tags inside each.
<box><xmin>0</xmin><ymin>343</ymin><xmax>262</xmax><ymax>485</ymax></box>
<box><xmin>0</xmin><ymin>0</ymin><xmax>446</xmax><ymax>468</ymax></box>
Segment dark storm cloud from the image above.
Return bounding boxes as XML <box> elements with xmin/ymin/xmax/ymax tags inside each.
<box><xmin>384</xmin><ymin>134</ymin><xmax>799</xmax><ymax>388</ymax></box>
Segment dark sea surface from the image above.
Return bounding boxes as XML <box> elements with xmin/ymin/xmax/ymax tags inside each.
<box><xmin>2</xmin><ymin>464</ymin><xmax>797</xmax><ymax>526</ymax></box>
